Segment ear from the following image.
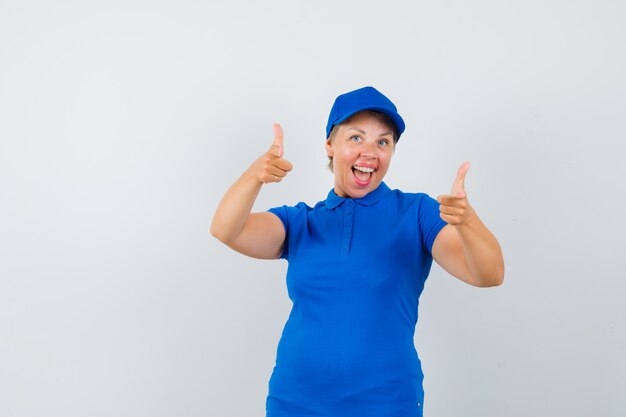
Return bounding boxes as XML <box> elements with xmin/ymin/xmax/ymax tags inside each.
<box><xmin>325</xmin><ymin>139</ymin><xmax>334</xmax><ymax>157</ymax></box>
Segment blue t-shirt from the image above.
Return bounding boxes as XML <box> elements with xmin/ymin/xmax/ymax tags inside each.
<box><xmin>266</xmin><ymin>182</ymin><xmax>447</xmax><ymax>417</ymax></box>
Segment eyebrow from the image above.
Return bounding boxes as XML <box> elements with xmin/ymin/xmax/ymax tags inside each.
<box><xmin>346</xmin><ymin>127</ymin><xmax>393</xmax><ymax>137</ymax></box>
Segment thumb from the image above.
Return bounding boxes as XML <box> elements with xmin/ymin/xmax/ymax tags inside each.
<box><xmin>451</xmin><ymin>161</ymin><xmax>470</xmax><ymax>198</ymax></box>
<box><xmin>270</xmin><ymin>123</ymin><xmax>284</xmax><ymax>157</ymax></box>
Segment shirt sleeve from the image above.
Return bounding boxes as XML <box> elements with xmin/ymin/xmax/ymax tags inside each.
<box><xmin>417</xmin><ymin>194</ymin><xmax>448</xmax><ymax>254</ymax></box>
<box><xmin>267</xmin><ymin>205</ymin><xmax>290</xmax><ymax>260</ymax></box>
<box><xmin>268</xmin><ymin>202</ymin><xmax>310</xmax><ymax>260</ymax></box>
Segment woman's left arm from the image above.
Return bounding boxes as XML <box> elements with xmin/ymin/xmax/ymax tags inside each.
<box><xmin>431</xmin><ymin>162</ymin><xmax>505</xmax><ymax>287</ymax></box>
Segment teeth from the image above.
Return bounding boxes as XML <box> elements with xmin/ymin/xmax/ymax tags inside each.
<box><xmin>353</xmin><ymin>166</ymin><xmax>374</xmax><ymax>173</ymax></box>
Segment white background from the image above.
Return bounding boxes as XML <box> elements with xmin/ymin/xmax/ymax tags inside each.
<box><xmin>1</xmin><ymin>1</ymin><xmax>625</xmax><ymax>416</ymax></box>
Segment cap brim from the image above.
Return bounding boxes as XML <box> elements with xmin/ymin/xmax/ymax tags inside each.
<box><xmin>332</xmin><ymin>105</ymin><xmax>406</xmax><ymax>139</ymax></box>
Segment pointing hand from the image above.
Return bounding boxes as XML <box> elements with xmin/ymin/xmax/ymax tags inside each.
<box><xmin>437</xmin><ymin>162</ymin><xmax>476</xmax><ymax>226</ymax></box>
<box><xmin>451</xmin><ymin>161</ymin><xmax>469</xmax><ymax>198</ymax></box>
<box><xmin>249</xmin><ymin>123</ymin><xmax>293</xmax><ymax>184</ymax></box>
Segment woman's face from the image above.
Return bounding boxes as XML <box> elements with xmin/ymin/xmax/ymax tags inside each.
<box><xmin>326</xmin><ymin>111</ymin><xmax>395</xmax><ymax>199</ymax></box>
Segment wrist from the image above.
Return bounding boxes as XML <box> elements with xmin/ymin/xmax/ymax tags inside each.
<box><xmin>242</xmin><ymin>165</ymin><xmax>265</xmax><ymax>186</ymax></box>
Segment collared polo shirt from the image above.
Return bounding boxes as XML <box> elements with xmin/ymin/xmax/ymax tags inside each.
<box><xmin>266</xmin><ymin>182</ymin><xmax>447</xmax><ymax>417</ymax></box>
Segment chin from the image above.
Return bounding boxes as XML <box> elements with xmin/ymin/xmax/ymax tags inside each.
<box><xmin>348</xmin><ymin>181</ymin><xmax>379</xmax><ymax>198</ymax></box>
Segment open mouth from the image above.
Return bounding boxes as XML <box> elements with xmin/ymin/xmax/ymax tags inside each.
<box><xmin>352</xmin><ymin>165</ymin><xmax>375</xmax><ymax>185</ymax></box>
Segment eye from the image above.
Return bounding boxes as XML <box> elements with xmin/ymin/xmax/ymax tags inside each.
<box><xmin>350</xmin><ymin>135</ymin><xmax>362</xmax><ymax>142</ymax></box>
<box><xmin>378</xmin><ymin>139</ymin><xmax>389</xmax><ymax>146</ymax></box>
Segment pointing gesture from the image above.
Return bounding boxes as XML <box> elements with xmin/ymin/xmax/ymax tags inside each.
<box><xmin>249</xmin><ymin>123</ymin><xmax>293</xmax><ymax>184</ymax></box>
<box><xmin>451</xmin><ymin>161</ymin><xmax>470</xmax><ymax>198</ymax></box>
<box><xmin>270</xmin><ymin>123</ymin><xmax>285</xmax><ymax>158</ymax></box>
<box><xmin>437</xmin><ymin>162</ymin><xmax>476</xmax><ymax>226</ymax></box>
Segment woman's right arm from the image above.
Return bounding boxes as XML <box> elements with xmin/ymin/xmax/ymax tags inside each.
<box><xmin>210</xmin><ymin>124</ymin><xmax>293</xmax><ymax>259</ymax></box>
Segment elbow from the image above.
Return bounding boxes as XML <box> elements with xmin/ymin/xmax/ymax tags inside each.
<box><xmin>474</xmin><ymin>278</ymin><xmax>503</xmax><ymax>288</ymax></box>
<box><xmin>487</xmin><ymin>274</ymin><xmax>505</xmax><ymax>287</ymax></box>
<box><xmin>479</xmin><ymin>257</ymin><xmax>505</xmax><ymax>287</ymax></box>
<box><xmin>479</xmin><ymin>268</ymin><xmax>505</xmax><ymax>288</ymax></box>
<box><xmin>471</xmin><ymin>266</ymin><xmax>505</xmax><ymax>288</ymax></box>
<box><xmin>209</xmin><ymin>222</ymin><xmax>230</xmax><ymax>245</ymax></box>
<box><xmin>494</xmin><ymin>263</ymin><xmax>505</xmax><ymax>286</ymax></box>
<box><xmin>209</xmin><ymin>225</ymin><xmax>219</xmax><ymax>240</ymax></box>
<box><xmin>209</xmin><ymin>221</ymin><xmax>218</xmax><ymax>239</ymax></box>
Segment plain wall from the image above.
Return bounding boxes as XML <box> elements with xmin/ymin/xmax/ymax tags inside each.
<box><xmin>1</xmin><ymin>1</ymin><xmax>624</xmax><ymax>416</ymax></box>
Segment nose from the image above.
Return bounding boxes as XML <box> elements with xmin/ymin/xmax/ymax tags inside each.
<box><xmin>361</xmin><ymin>141</ymin><xmax>377</xmax><ymax>158</ymax></box>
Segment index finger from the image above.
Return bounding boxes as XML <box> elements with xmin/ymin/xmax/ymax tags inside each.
<box><xmin>451</xmin><ymin>161</ymin><xmax>470</xmax><ymax>197</ymax></box>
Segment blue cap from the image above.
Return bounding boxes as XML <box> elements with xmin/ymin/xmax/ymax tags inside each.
<box><xmin>325</xmin><ymin>86</ymin><xmax>406</xmax><ymax>140</ymax></box>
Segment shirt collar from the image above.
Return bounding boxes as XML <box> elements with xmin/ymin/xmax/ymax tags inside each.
<box><xmin>324</xmin><ymin>182</ymin><xmax>392</xmax><ymax>209</ymax></box>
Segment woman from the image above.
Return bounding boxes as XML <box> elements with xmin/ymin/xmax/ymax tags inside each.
<box><xmin>211</xmin><ymin>86</ymin><xmax>504</xmax><ymax>417</ymax></box>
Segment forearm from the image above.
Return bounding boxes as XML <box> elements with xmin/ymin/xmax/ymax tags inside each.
<box><xmin>210</xmin><ymin>171</ymin><xmax>263</xmax><ymax>244</ymax></box>
<box><xmin>455</xmin><ymin>214</ymin><xmax>505</xmax><ymax>287</ymax></box>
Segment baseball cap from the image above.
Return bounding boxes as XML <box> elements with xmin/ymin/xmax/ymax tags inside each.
<box><xmin>325</xmin><ymin>86</ymin><xmax>406</xmax><ymax>140</ymax></box>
